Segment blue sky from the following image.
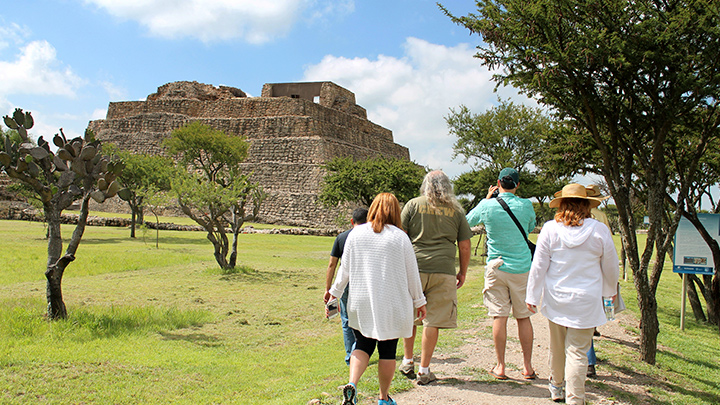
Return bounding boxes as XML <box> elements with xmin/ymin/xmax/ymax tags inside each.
<box><xmin>0</xmin><ymin>0</ymin><xmax>532</xmax><ymax>179</ymax></box>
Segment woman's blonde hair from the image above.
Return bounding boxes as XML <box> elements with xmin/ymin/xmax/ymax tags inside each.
<box><xmin>367</xmin><ymin>192</ymin><xmax>403</xmax><ymax>233</ymax></box>
<box><xmin>555</xmin><ymin>198</ymin><xmax>592</xmax><ymax>227</ymax></box>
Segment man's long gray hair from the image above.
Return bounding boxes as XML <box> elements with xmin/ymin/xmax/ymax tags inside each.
<box><xmin>420</xmin><ymin>170</ymin><xmax>464</xmax><ymax>212</ymax></box>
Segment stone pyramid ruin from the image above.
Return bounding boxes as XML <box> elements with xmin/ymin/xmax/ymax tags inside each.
<box><xmin>87</xmin><ymin>81</ymin><xmax>410</xmax><ymax>227</ymax></box>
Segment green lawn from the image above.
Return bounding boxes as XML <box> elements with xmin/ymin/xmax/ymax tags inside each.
<box><xmin>0</xmin><ymin>219</ymin><xmax>718</xmax><ymax>404</ymax></box>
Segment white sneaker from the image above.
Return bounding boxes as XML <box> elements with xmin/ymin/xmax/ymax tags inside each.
<box><xmin>548</xmin><ymin>382</ymin><xmax>565</xmax><ymax>402</ymax></box>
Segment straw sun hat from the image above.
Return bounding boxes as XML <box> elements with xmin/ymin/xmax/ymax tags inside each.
<box><xmin>549</xmin><ymin>183</ymin><xmax>608</xmax><ymax>209</ymax></box>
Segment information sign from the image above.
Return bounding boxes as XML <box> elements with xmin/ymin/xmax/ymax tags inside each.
<box><xmin>672</xmin><ymin>213</ymin><xmax>719</xmax><ymax>275</ymax></box>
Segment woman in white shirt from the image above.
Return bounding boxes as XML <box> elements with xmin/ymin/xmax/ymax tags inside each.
<box><xmin>526</xmin><ymin>184</ymin><xmax>619</xmax><ymax>405</ymax></box>
<box><xmin>328</xmin><ymin>192</ymin><xmax>427</xmax><ymax>405</ymax></box>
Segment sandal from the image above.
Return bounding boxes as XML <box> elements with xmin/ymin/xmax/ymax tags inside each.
<box><xmin>489</xmin><ymin>370</ymin><xmax>509</xmax><ymax>380</ymax></box>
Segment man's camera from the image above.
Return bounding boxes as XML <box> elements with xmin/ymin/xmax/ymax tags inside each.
<box><xmin>491</xmin><ymin>188</ymin><xmax>500</xmax><ymax>198</ymax></box>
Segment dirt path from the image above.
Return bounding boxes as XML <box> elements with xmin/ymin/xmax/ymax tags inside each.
<box><xmin>387</xmin><ymin>310</ymin><xmax>656</xmax><ymax>405</ymax></box>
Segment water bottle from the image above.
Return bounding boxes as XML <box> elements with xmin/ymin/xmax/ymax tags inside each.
<box><xmin>603</xmin><ymin>297</ymin><xmax>615</xmax><ymax>321</ymax></box>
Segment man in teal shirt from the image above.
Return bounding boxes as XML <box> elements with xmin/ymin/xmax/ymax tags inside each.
<box><xmin>466</xmin><ymin>167</ymin><xmax>536</xmax><ymax>380</ymax></box>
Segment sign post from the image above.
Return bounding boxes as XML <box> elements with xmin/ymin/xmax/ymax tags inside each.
<box><xmin>672</xmin><ymin>214</ymin><xmax>719</xmax><ymax>330</ymax></box>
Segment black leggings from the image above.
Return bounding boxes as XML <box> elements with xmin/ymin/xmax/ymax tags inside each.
<box><xmin>351</xmin><ymin>329</ymin><xmax>398</xmax><ymax>360</ymax></box>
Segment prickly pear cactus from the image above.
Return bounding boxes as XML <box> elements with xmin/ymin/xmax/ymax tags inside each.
<box><xmin>2</xmin><ymin>107</ymin><xmax>126</xmax><ymax>320</ymax></box>
<box><xmin>1</xmin><ymin>108</ymin><xmax>124</xmax><ymax>208</ymax></box>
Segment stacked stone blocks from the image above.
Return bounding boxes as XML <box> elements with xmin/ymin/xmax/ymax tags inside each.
<box><xmin>87</xmin><ymin>81</ymin><xmax>409</xmax><ymax>227</ymax></box>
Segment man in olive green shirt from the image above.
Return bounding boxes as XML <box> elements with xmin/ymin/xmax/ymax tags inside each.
<box><xmin>400</xmin><ymin>170</ymin><xmax>472</xmax><ymax>385</ymax></box>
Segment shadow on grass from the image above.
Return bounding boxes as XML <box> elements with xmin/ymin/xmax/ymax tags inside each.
<box><xmin>655</xmin><ymin>349</ymin><xmax>720</xmax><ymax>403</ymax></box>
<box><xmin>659</xmin><ymin>348</ymin><xmax>720</xmax><ymax>377</ymax></box>
<box><xmin>159</xmin><ymin>331</ymin><xmax>222</xmax><ymax>347</ymax></box>
<box><xmin>61</xmin><ymin>307</ymin><xmax>212</xmax><ymax>340</ymax></box>
<box><xmin>660</xmin><ymin>381</ymin><xmax>720</xmax><ymax>404</ymax></box>
<box><xmin>586</xmin><ymin>380</ymin><xmax>661</xmax><ymax>405</ymax></box>
<box><xmin>601</xmin><ymin>334</ymin><xmax>640</xmax><ymax>351</ymax></box>
<box><xmin>78</xmin><ymin>234</ymin><xmax>208</xmax><ymax>246</ymax></box>
<box><xmin>218</xmin><ymin>267</ymin><xmax>302</xmax><ymax>284</ymax></box>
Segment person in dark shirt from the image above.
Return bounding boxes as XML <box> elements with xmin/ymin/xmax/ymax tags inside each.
<box><xmin>324</xmin><ymin>207</ymin><xmax>368</xmax><ymax>365</ymax></box>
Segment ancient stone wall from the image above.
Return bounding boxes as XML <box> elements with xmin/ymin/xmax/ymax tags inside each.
<box><xmin>88</xmin><ymin>81</ymin><xmax>410</xmax><ymax>227</ymax></box>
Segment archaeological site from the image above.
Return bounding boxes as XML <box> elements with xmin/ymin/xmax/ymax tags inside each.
<box><xmin>86</xmin><ymin>81</ymin><xmax>411</xmax><ymax>228</ymax></box>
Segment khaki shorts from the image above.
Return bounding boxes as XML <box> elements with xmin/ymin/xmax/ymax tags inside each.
<box><xmin>483</xmin><ymin>264</ymin><xmax>532</xmax><ymax>319</ymax></box>
<box><xmin>415</xmin><ymin>272</ymin><xmax>457</xmax><ymax>329</ymax></box>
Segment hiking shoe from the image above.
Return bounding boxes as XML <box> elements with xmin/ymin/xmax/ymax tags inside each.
<box><xmin>548</xmin><ymin>382</ymin><xmax>565</xmax><ymax>402</ymax></box>
<box><xmin>342</xmin><ymin>383</ymin><xmax>357</xmax><ymax>405</ymax></box>
<box><xmin>378</xmin><ymin>396</ymin><xmax>397</xmax><ymax>405</ymax></box>
<box><xmin>587</xmin><ymin>364</ymin><xmax>597</xmax><ymax>377</ymax></box>
<box><xmin>399</xmin><ymin>362</ymin><xmax>415</xmax><ymax>379</ymax></box>
<box><xmin>417</xmin><ymin>371</ymin><xmax>437</xmax><ymax>385</ymax></box>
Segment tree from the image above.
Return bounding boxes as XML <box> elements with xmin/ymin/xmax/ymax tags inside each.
<box><xmin>143</xmin><ymin>185</ymin><xmax>171</xmax><ymax>249</ymax></box>
<box><xmin>105</xmin><ymin>145</ymin><xmax>175</xmax><ymax>238</ymax></box>
<box><xmin>441</xmin><ymin>0</ymin><xmax>720</xmax><ymax>362</ymax></box>
<box><xmin>668</xmin><ymin>116</ymin><xmax>720</xmax><ymax>326</ymax></box>
<box><xmin>446</xmin><ymin>100</ymin><xmax>568</xmax><ymax>212</ymax></box>
<box><xmin>1</xmin><ymin>109</ymin><xmax>122</xmax><ymax>319</ymax></box>
<box><xmin>319</xmin><ymin>156</ymin><xmax>427</xmax><ymax>208</ymax></box>
<box><xmin>164</xmin><ymin>121</ymin><xmax>264</xmax><ymax>270</ymax></box>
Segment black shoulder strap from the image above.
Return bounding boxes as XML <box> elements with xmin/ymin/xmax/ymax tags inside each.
<box><xmin>496</xmin><ymin>197</ymin><xmax>530</xmax><ymax>243</ymax></box>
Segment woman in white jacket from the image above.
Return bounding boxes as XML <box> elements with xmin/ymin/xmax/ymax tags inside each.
<box><xmin>328</xmin><ymin>192</ymin><xmax>427</xmax><ymax>405</ymax></box>
<box><xmin>526</xmin><ymin>184</ymin><xmax>619</xmax><ymax>405</ymax></box>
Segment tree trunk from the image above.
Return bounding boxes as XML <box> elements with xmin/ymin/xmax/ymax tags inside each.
<box><xmin>701</xmin><ymin>275</ymin><xmax>718</xmax><ymax>325</ymax></box>
<box><xmin>44</xmin><ymin>205</ymin><xmax>66</xmax><ymax>319</ymax></box>
<box><xmin>228</xmin><ymin>208</ymin><xmax>245</xmax><ymax>269</ymax></box>
<box><xmin>154</xmin><ymin>212</ymin><xmax>160</xmax><ymax>249</ymax></box>
<box><xmin>45</xmin><ymin>254</ymin><xmax>75</xmax><ymax>319</ymax></box>
<box><xmin>129</xmin><ymin>202</ymin><xmax>145</xmax><ymax>238</ymax></box>
<box><xmin>45</xmin><ymin>192</ymin><xmax>91</xmax><ymax>320</ymax></box>
<box><xmin>206</xmin><ymin>227</ymin><xmax>231</xmax><ymax>270</ymax></box>
<box><xmin>712</xmin><ymin>274</ymin><xmax>720</xmax><ymax>334</ymax></box>
<box><xmin>229</xmin><ymin>231</ymin><xmax>238</xmax><ymax>269</ymax></box>
<box><xmin>685</xmin><ymin>274</ymin><xmax>707</xmax><ymax>322</ymax></box>
<box><xmin>130</xmin><ymin>206</ymin><xmax>137</xmax><ymax>238</ymax></box>
<box><xmin>635</xmin><ymin>276</ymin><xmax>659</xmax><ymax>364</ymax></box>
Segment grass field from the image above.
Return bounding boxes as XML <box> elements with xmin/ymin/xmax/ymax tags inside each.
<box><xmin>0</xmin><ymin>218</ymin><xmax>718</xmax><ymax>404</ymax></box>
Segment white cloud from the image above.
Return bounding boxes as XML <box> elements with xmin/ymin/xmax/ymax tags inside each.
<box><xmin>100</xmin><ymin>81</ymin><xmax>127</xmax><ymax>101</ymax></box>
<box><xmin>0</xmin><ymin>37</ymin><xmax>87</xmax><ymax>141</ymax></box>
<box><xmin>307</xmin><ymin>0</ymin><xmax>354</xmax><ymax>25</ymax></box>
<box><xmin>0</xmin><ymin>40</ymin><xmax>84</xmax><ymax>98</ymax></box>
<box><xmin>91</xmin><ymin>108</ymin><xmax>108</xmax><ymax>121</ymax></box>
<box><xmin>303</xmin><ymin>37</ymin><xmax>531</xmax><ymax>179</ymax></box>
<box><xmin>0</xmin><ymin>22</ymin><xmax>30</xmax><ymax>53</ymax></box>
<box><xmin>83</xmin><ymin>0</ymin><xmax>350</xmax><ymax>44</ymax></box>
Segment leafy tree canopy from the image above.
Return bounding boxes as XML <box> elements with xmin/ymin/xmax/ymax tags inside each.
<box><xmin>319</xmin><ymin>156</ymin><xmax>427</xmax><ymax>208</ymax></box>
<box><xmin>104</xmin><ymin>145</ymin><xmax>177</xmax><ymax>237</ymax></box>
<box><xmin>446</xmin><ymin>100</ymin><xmax>569</xmax><ymax>208</ymax></box>
<box><xmin>164</xmin><ymin>121</ymin><xmax>248</xmax><ymax>183</ymax></box>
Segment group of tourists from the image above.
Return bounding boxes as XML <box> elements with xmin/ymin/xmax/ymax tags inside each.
<box><xmin>323</xmin><ymin>168</ymin><xmax>620</xmax><ymax>405</ymax></box>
